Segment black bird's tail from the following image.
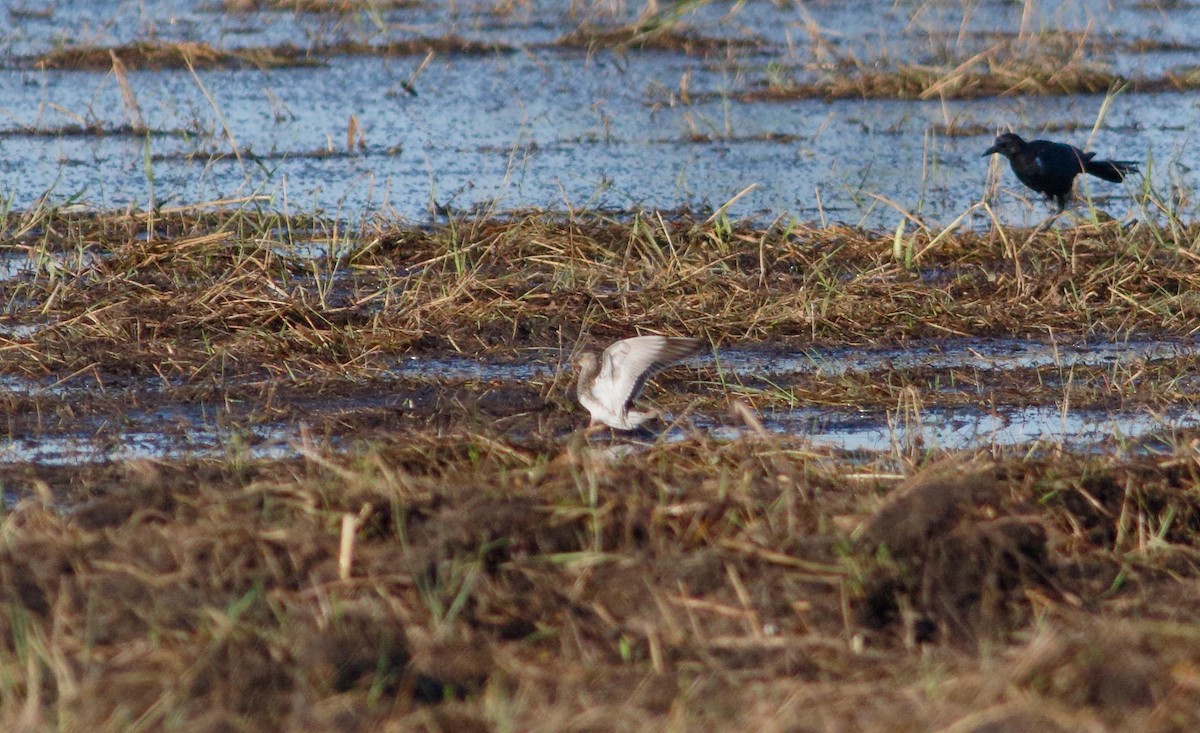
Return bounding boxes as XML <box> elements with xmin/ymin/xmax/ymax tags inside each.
<box><xmin>1085</xmin><ymin>158</ymin><xmax>1139</xmax><ymax>183</ymax></box>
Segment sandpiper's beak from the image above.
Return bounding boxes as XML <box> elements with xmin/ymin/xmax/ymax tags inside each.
<box><xmin>982</xmin><ymin>145</ymin><xmax>999</xmax><ymax>157</ymax></box>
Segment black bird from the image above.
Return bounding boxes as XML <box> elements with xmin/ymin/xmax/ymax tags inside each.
<box><xmin>983</xmin><ymin>132</ymin><xmax>1139</xmax><ymax>212</ymax></box>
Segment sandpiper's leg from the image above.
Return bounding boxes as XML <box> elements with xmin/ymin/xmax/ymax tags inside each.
<box><xmin>583</xmin><ymin>422</ymin><xmax>610</xmax><ymax>437</ymax></box>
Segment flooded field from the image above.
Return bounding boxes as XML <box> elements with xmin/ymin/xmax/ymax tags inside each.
<box><xmin>2</xmin><ymin>0</ymin><xmax>1199</xmax><ymax>227</ymax></box>
<box><xmin>4</xmin><ymin>1</ymin><xmax>1200</xmax><ymax>732</ymax></box>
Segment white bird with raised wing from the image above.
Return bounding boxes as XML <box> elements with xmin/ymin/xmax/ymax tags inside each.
<box><xmin>574</xmin><ymin>335</ymin><xmax>703</xmax><ymax>431</ymax></box>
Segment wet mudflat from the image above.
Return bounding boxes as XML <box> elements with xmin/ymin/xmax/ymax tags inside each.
<box><xmin>5</xmin><ymin>208</ymin><xmax>1200</xmax><ymax>464</ymax></box>
<box><xmin>4</xmin><ymin>0</ymin><xmax>1200</xmax><ymax>730</ymax></box>
<box><xmin>3</xmin><ymin>208</ymin><xmax>1200</xmax><ymax>731</ymax></box>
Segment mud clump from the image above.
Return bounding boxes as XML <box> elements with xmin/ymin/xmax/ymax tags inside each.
<box><xmin>856</xmin><ymin>457</ymin><xmax>1054</xmax><ymax>644</ymax></box>
<box><xmin>859</xmin><ymin>456</ymin><xmax>1004</xmax><ymax>554</ymax></box>
<box><xmin>919</xmin><ymin>516</ymin><xmax>1050</xmax><ymax>641</ymax></box>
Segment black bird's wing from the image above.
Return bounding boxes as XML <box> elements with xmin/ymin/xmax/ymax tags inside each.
<box><xmin>1027</xmin><ymin>140</ymin><xmax>1090</xmax><ymax>172</ymax></box>
<box><xmin>1016</xmin><ymin>140</ymin><xmax>1090</xmax><ymax>197</ymax></box>
<box><xmin>1030</xmin><ymin>139</ymin><xmax>1138</xmax><ymax>184</ymax></box>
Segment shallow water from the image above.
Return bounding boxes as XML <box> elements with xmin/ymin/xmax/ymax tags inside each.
<box><xmin>4</xmin><ymin>336</ymin><xmax>1197</xmax><ymax>464</ymax></box>
<box><xmin>748</xmin><ymin>403</ymin><xmax>1197</xmax><ymax>454</ymax></box>
<box><xmin>0</xmin><ymin>424</ymin><xmax>298</xmax><ymax>464</ymax></box>
<box><xmin>4</xmin><ymin>391</ymin><xmax>1190</xmax><ymax>464</ymax></box>
<box><xmin>390</xmin><ymin>337</ymin><xmax>1197</xmax><ymax>382</ymax></box>
<box><xmin>0</xmin><ymin>0</ymin><xmax>1193</xmax><ymax>228</ymax></box>
<box><xmin>714</xmin><ymin>337</ymin><xmax>1198</xmax><ymax>377</ymax></box>
<box><xmin>0</xmin><ymin>250</ymin><xmax>31</xmax><ymax>280</ymax></box>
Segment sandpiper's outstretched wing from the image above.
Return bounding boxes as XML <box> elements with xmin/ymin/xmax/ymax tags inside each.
<box><xmin>595</xmin><ymin>336</ymin><xmax>704</xmax><ymax>414</ymax></box>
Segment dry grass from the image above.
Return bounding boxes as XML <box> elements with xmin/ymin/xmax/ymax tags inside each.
<box><xmin>2</xmin><ymin>205</ymin><xmax>1200</xmax><ymax>391</ymax></box>
<box><xmin>4</xmin><ymin>207</ymin><xmax>1200</xmax><ymax>383</ymax></box>
<box><xmin>743</xmin><ymin>58</ymin><xmax>1200</xmax><ymax>102</ymax></box>
<box><xmin>0</xmin><ymin>123</ymin><xmax>188</xmax><ymax>139</ymax></box>
<box><xmin>33</xmin><ymin>41</ymin><xmax>320</xmax><ymax>71</ymax></box>
<box><xmin>747</xmin><ymin>55</ymin><xmax>1120</xmax><ymax>101</ymax></box>
<box><xmin>2</xmin><ymin>438</ymin><xmax>1200</xmax><ymax>731</ymax></box>
<box><xmin>4</xmin><ymin>203</ymin><xmax>1200</xmax><ymax>468</ymax></box>
<box><xmin>220</xmin><ymin>0</ymin><xmax>421</xmax><ymax>12</ymax></box>
<box><xmin>555</xmin><ymin>22</ymin><xmax>764</xmax><ymax>55</ymax></box>
<box><xmin>4</xmin><ymin>204</ymin><xmax>1200</xmax><ymax>729</ymax></box>
<box><xmin>30</xmin><ymin>36</ymin><xmax>510</xmax><ymax>71</ymax></box>
<box><xmin>741</xmin><ymin>28</ymin><xmax>1200</xmax><ymax>101</ymax></box>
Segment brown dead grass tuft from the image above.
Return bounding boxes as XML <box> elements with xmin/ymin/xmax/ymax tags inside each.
<box><xmin>31</xmin><ymin>36</ymin><xmax>509</xmax><ymax>72</ymax></box>
<box><xmin>744</xmin><ymin>53</ymin><xmax>1122</xmax><ymax>102</ymax></box>
<box><xmin>1</xmin><ymin>440</ymin><xmax>1200</xmax><ymax>730</ymax></box>
<box><xmin>555</xmin><ymin>22</ymin><xmax>764</xmax><ymax>55</ymax></box>
<box><xmin>323</xmin><ymin>36</ymin><xmax>515</xmax><ymax>56</ymax></box>
<box><xmin>740</xmin><ymin>27</ymin><xmax>1200</xmax><ymax>101</ymax></box>
<box><xmin>34</xmin><ymin>41</ymin><xmax>320</xmax><ymax>71</ymax></box>
<box><xmin>221</xmin><ymin>0</ymin><xmax>420</xmax><ymax>12</ymax></box>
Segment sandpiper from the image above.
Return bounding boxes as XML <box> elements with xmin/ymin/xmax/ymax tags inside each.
<box><xmin>574</xmin><ymin>335</ymin><xmax>704</xmax><ymax>431</ymax></box>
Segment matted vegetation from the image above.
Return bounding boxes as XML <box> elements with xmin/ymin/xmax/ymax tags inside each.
<box><xmin>5</xmin><ymin>206</ymin><xmax>1200</xmax><ymax>730</ymax></box>
<box><xmin>739</xmin><ymin>54</ymin><xmax>1200</xmax><ymax>102</ymax></box>
<box><xmin>219</xmin><ymin>0</ymin><xmax>422</xmax><ymax>12</ymax></box>
<box><xmin>32</xmin><ymin>41</ymin><xmax>321</xmax><ymax>72</ymax></box>
<box><xmin>554</xmin><ymin>22</ymin><xmax>765</xmax><ymax>55</ymax></box>
<box><xmin>738</xmin><ymin>27</ymin><xmax>1200</xmax><ymax>100</ymax></box>
<box><xmin>30</xmin><ymin>36</ymin><xmax>511</xmax><ymax>71</ymax></box>
<box><xmin>741</xmin><ymin>55</ymin><xmax>1122</xmax><ymax>101</ymax></box>
<box><xmin>4</xmin><ymin>204</ymin><xmax>1200</xmax><ymax>443</ymax></box>
<box><xmin>2</xmin><ymin>433</ymin><xmax>1200</xmax><ymax>730</ymax></box>
<box><xmin>4</xmin><ymin>207</ymin><xmax>1200</xmax><ymax>380</ymax></box>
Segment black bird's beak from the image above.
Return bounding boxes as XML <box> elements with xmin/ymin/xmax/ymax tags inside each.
<box><xmin>982</xmin><ymin>145</ymin><xmax>999</xmax><ymax>157</ymax></box>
